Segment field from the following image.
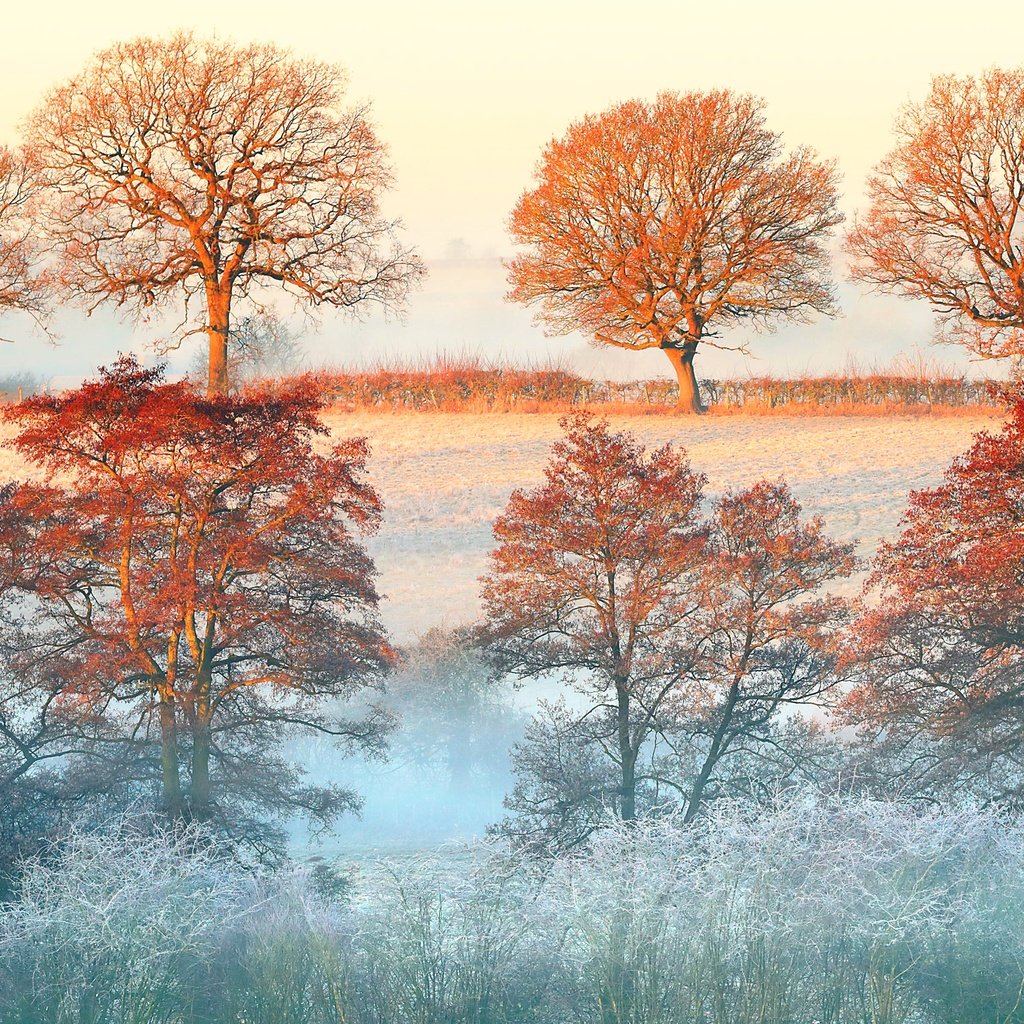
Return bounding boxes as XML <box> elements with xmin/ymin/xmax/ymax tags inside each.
<box><xmin>321</xmin><ymin>411</ymin><xmax>999</xmax><ymax>639</ymax></box>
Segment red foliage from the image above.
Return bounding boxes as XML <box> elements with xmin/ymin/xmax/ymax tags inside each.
<box><xmin>482</xmin><ymin>412</ymin><xmax>707</xmax><ymax>682</ymax></box>
<box><xmin>846</xmin><ymin>391</ymin><xmax>1024</xmax><ymax>745</ymax></box>
<box><xmin>481</xmin><ymin>412</ymin><xmax>706</xmax><ymax>822</ymax></box>
<box><xmin>0</xmin><ymin>357</ymin><xmax>392</xmax><ymax>827</ymax></box>
<box><xmin>481</xmin><ymin>414</ymin><xmax>855</xmax><ymax>834</ymax></box>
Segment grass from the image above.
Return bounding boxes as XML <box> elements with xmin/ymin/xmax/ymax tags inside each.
<box><xmin>301</xmin><ymin>351</ymin><xmax>1005</xmax><ymax>416</ymax></box>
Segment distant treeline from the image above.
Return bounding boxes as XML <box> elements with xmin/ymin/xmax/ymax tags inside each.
<box><xmin>313</xmin><ymin>359</ymin><xmax>1001</xmax><ymax>413</ymax></box>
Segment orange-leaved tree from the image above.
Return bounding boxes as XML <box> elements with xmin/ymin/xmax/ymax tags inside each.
<box><xmin>481</xmin><ymin>415</ymin><xmax>855</xmax><ymax>852</ymax></box>
<box><xmin>481</xmin><ymin>416</ymin><xmax>856</xmax><ymax>851</ymax></box>
<box><xmin>508</xmin><ymin>91</ymin><xmax>843</xmax><ymax>413</ymax></box>
<box><xmin>27</xmin><ymin>33</ymin><xmax>423</xmax><ymax>396</ymax></box>
<box><xmin>844</xmin><ymin>392</ymin><xmax>1024</xmax><ymax>778</ymax></box>
<box><xmin>0</xmin><ymin>359</ymin><xmax>393</xmax><ymax>846</ymax></box>
<box><xmin>847</xmin><ymin>69</ymin><xmax>1024</xmax><ymax>360</ymax></box>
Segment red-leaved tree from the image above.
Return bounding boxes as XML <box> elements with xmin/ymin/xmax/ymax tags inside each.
<box><xmin>845</xmin><ymin>393</ymin><xmax>1024</xmax><ymax>791</ymax></box>
<box><xmin>481</xmin><ymin>416</ymin><xmax>854</xmax><ymax>851</ymax></box>
<box><xmin>678</xmin><ymin>481</ymin><xmax>856</xmax><ymax>822</ymax></box>
<box><xmin>481</xmin><ymin>413</ymin><xmax>707</xmax><ymax>830</ymax></box>
<box><xmin>0</xmin><ymin>359</ymin><xmax>392</xmax><ymax>848</ymax></box>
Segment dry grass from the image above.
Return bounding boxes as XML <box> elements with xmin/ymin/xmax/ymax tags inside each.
<box><xmin>300</xmin><ymin>352</ymin><xmax>1004</xmax><ymax>416</ymax></box>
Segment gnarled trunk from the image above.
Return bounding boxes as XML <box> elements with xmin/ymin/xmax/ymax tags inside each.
<box><xmin>663</xmin><ymin>343</ymin><xmax>704</xmax><ymax>414</ymax></box>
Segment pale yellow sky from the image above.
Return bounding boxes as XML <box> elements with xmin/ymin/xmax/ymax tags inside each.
<box><xmin>2</xmin><ymin>0</ymin><xmax>1023</xmax><ymax>380</ymax></box>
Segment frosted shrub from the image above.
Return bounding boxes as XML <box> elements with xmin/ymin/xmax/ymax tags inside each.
<box><xmin>533</xmin><ymin>820</ymin><xmax>704</xmax><ymax>1024</ymax></box>
<box><xmin>0</xmin><ymin>822</ymin><xmax>257</xmax><ymax>1024</ymax></box>
<box><xmin>223</xmin><ymin>876</ymin><xmax>356</xmax><ymax>1024</ymax></box>
<box><xmin>529</xmin><ymin>800</ymin><xmax>1024</xmax><ymax>1024</ymax></box>
<box><xmin>1</xmin><ymin>800</ymin><xmax>1023</xmax><ymax>1023</ymax></box>
<box><xmin>350</xmin><ymin>843</ymin><xmax>542</xmax><ymax>1024</ymax></box>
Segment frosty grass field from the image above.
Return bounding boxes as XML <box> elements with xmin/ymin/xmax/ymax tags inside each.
<box><xmin>309</xmin><ymin>412</ymin><xmax>999</xmax><ymax>639</ymax></box>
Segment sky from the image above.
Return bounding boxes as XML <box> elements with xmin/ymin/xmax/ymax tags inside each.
<box><xmin>1</xmin><ymin>0</ymin><xmax>1022</xmax><ymax>385</ymax></box>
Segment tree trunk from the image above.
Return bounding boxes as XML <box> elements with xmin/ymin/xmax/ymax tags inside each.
<box><xmin>206</xmin><ymin>285</ymin><xmax>231</xmax><ymax>397</ymax></box>
<box><xmin>606</xmin><ymin>671</ymin><xmax>637</xmax><ymax>1024</ymax></box>
<box><xmin>158</xmin><ymin>691</ymin><xmax>184</xmax><ymax>818</ymax></box>
<box><xmin>683</xmin><ymin>679</ymin><xmax>740</xmax><ymax>824</ymax></box>
<box><xmin>190</xmin><ymin>669</ymin><xmax>213</xmax><ymax>821</ymax></box>
<box><xmin>446</xmin><ymin>737</ymin><xmax>471</xmax><ymax>792</ymax></box>
<box><xmin>663</xmin><ymin>343</ymin><xmax>704</xmax><ymax>414</ymax></box>
<box><xmin>190</xmin><ymin>713</ymin><xmax>212</xmax><ymax>822</ymax></box>
<box><xmin>616</xmin><ymin>683</ymin><xmax>636</xmax><ymax>822</ymax></box>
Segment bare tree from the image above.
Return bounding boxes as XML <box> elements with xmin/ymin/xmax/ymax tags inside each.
<box><xmin>847</xmin><ymin>68</ymin><xmax>1024</xmax><ymax>360</ymax></box>
<box><xmin>0</xmin><ymin>147</ymin><xmax>47</xmax><ymax>335</ymax></box>
<box><xmin>28</xmin><ymin>33</ymin><xmax>423</xmax><ymax>395</ymax></box>
<box><xmin>508</xmin><ymin>91</ymin><xmax>843</xmax><ymax>412</ymax></box>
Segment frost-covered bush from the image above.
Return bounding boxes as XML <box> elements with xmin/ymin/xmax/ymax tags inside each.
<box><xmin>0</xmin><ymin>822</ymin><xmax>257</xmax><ymax>1023</ymax></box>
<box><xmin>527</xmin><ymin>800</ymin><xmax>1024</xmax><ymax>1024</ymax></box>
<box><xmin>219</xmin><ymin>876</ymin><xmax>356</xmax><ymax>1024</ymax></box>
<box><xmin>2</xmin><ymin>801</ymin><xmax>1023</xmax><ymax>1023</ymax></box>
<box><xmin>349</xmin><ymin>843</ymin><xmax>544</xmax><ymax>1024</ymax></box>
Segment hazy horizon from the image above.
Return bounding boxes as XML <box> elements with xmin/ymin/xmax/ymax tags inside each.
<box><xmin>1</xmin><ymin>0</ymin><xmax>1020</xmax><ymax>383</ymax></box>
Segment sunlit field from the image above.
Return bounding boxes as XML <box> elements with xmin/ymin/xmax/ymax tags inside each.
<box><xmin>321</xmin><ymin>411</ymin><xmax>997</xmax><ymax>638</ymax></box>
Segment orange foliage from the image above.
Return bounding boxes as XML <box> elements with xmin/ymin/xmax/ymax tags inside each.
<box><xmin>847</xmin><ymin>68</ymin><xmax>1024</xmax><ymax>360</ymax></box>
<box><xmin>27</xmin><ymin>34</ymin><xmax>423</xmax><ymax>395</ymax></box>
<box><xmin>0</xmin><ymin>146</ymin><xmax>46</xmax><ymax>331</ymax></box>
<box><xmin>508</xmin><ymin>91</ymin><xmax>843</xmax><ymax>412</ymax></box>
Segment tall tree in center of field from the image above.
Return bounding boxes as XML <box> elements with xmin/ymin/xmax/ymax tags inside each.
<box><xmin>27</xmin><ymin>33</ymin><xmax>424</xmax><ymax>396</ymax></box>
<box><xmin>507</xmin><ymin>91</ymin><xmax>843</xmax><ymax>413</ymax></box>
<box><xmin>0</xmin><ymin>359</ymin><xmax>393</xmax><ymax>844</ymax></box>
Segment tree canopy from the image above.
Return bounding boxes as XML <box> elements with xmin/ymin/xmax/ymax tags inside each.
<box><xmin>0</xmin><ymin>147</ymin><xmax>46</xmax><ymax>333</ymax></box>
<box><xmin>847</xmin><ymin>68</ymin><xmax>1024</xmax><ymax>360</ymax></box>
<box><xmin>27</xmin><ymin>33</ymin><xmax>423</xmax><ymax>394</ymax></box>
<box><xmin>507</xmin><ymin>91</ymin><xmax>843</xmax><ymax>412</ymax></box>
<box><xmin>846</xmin><ymin>390</ymin><xmax>1024</xmax><ymax>790</ymax></box>
<box><xmin>0</xmin><ymin>359</ymin><xmax>393</xmax><ymax>847</ymax></box>
<box><xmin>482</xmin><ymin>415</ymin><xmax>854</xmax><ymax>851</ymax></box>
